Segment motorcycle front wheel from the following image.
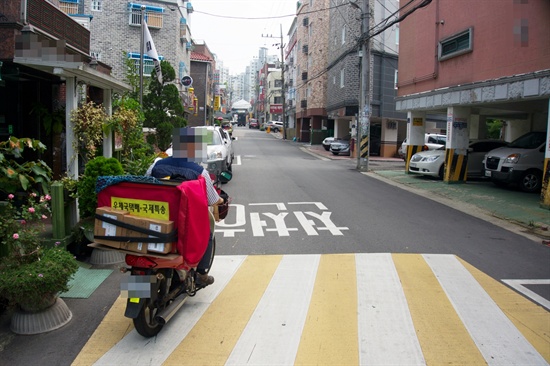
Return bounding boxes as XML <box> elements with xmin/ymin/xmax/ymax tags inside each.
<box><xmin>133</xmin><ymin>298</ymin><xmax>164</xmax><ymax>337</ymax></box>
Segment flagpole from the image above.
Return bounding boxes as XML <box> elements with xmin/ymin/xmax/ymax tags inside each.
<box><xmin>139</xmin><ymin>5</ymin><xmax>145</xmax><ymax>106</ymax></box>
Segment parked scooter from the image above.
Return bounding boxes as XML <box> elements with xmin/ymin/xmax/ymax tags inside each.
<box><xmin>114</xmin><ymin>172</ymin><xmax>231</xmax><ymax>337</ymax></box>
<box><xmin>121</xmin><ymin>232</ymin><xmax>217</xmax><ymax>337</ymax></box>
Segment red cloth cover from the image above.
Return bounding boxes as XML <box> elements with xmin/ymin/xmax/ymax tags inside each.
<box><xmin>176</xmin><ymin>176</ymin><xmax>210</xmax><ymax>267</ymax></box>
<box><xmin>96</xmin><ymin>177</ymin><xmax>210</xmax><ymax>267</ymax></box>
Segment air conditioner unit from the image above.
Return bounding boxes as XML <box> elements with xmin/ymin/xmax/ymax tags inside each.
<box><xmin>303</xmin><ymin>17</ymin><xmax>309</xmax><ymax>27</ymax></box>
<box><xmin>301</xmin><ymin>72</ymin><xmax>308</xmax><ymax>80</ymax></box>
<box><xmin>301</xmin><ymin>99</ymin><xmax>307</xmax><ymax>108</ymax></box>
<box><xmin>302</xmin><ymin>45</ymin><xmax>308</xmax><ymax>53</ymax></box>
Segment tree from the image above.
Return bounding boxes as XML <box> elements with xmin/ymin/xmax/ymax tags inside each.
<box><xmin>143</xmin><ymin>60</ymin><xmax>187</xmax><ymax>151</ymax></box>
<box><xmin>486</xmin><ymin>119</ymin><xmax>503</xmax><ymax>139</ymax></box>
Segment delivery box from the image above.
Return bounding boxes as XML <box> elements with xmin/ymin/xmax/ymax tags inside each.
<box><xmin>94</xmin><ymin>207</ymin><xmax>129</xmax><ymax>248</ymax></box>
<box><xmin>122</xmin><ymin>215</ymin><xmax>175</xmax><ymax>254</ymax></box>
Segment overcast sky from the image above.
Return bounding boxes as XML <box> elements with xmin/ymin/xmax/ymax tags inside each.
<box><xmin>189</xmin><ymin>0</ymin><xmax>298</xmax><ymax>75</ymax></box>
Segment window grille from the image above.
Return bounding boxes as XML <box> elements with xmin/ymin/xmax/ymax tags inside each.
<box><xmin>439</xmin><ymin>28</ymin><xmax>473</xmax><ymax>61</ymax></box>
<box><xmin>128</xmin><ymin>3</ymin><xmax>164</xmax><ymax>28</ymax></box>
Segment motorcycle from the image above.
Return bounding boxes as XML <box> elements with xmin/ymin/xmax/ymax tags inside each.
<box><xmin>95</xmin><ymin>171</ymin><xmax>231</xmax><ymax>338</ymax></box>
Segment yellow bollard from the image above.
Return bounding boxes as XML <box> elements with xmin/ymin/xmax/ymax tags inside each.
<box><xmin>267</xmin><ymin>126</ymin><xmax>270</xmax><ymax>133</ymax></box>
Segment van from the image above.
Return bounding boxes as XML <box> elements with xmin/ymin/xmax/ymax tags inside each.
<box><xmin>398</xmin><ymin>133</ymin><xmax>446</xmax><ymax>160</ymax></box>
<box><xmin>483</xmin><ymin>131</ymin><xmax>546</xmax><ymax>193</ymax></box>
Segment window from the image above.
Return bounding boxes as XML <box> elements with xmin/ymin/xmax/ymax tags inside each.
<box><xmin>439</xmin><ymin>28</ymin><xmax>473</xmax><ymax>61</ymax></box>
<box><xmin>394</xmin><ymin>70</ymin><xmax>398</xmax><ymax>89</ymax></box>
<box><xmin>340</xmin><ymin>68</ymin><xmax>345</xmax><ymax>88</ymax></box>
<box><xmin>395</xmin><ymin>25</ymin><xmax>399</xmax><ymax>45</ymax></box>
<box><xmin>91</xmin><ymin>51</ymin><xmax>102</xmax><ymax>61</ymax></box>
<box><xmin>128</xmin><ymin>52</ymin><xmax>164</xmax><ymax>77</ymax></box>
<box><xmin>91</xmin><ymin>0</ymin><xmax>102</xmax><ymax>11</ymax></box>
<box><xmin>341</xmin><ymin>26</ymin><xmax>346</xmax><ymax>45</ymax></box>
<box><xmin>59</xmin><ymin>0</ymin><xmax>79</xmax><ymax>15</ymax></box>
<box><xmin>129</xmin><ymin>3</ymin><xmax>164</xmax><ymax>28</ymax></box>
<box><xmin>274</xmin><ymin>80</ymin><xmax>282</xmax><ymax>88</ymax></box>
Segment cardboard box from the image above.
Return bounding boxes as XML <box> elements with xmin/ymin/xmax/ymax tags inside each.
<box><xmin>123</xmin><ymin>215</ymin><xmax>175</xmax><ymax>254</ymax></box>
<box><xmin>94</xmin><ymin>207</ymin><xmax>129</xmax><ymax>248</ymax></box>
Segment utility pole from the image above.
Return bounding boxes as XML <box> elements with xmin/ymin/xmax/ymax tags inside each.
<box><xmin>139</xmin><ymin>6</ymin><xmax>145</xmax><ymax>106</ymax></box>
<box><xmin>356</xmin><ymin>0</ymin><xmax>370</xmax><ymax>171</ymax></box>
<box><xmin>280</xmin><ymin>24</ymin><xmax>287</xmax><ymax>140</ymax></box>
<box><xmin>261</xmin><ymin>28</ymin><xmax>287</xmax><ymax>139</ymax></box>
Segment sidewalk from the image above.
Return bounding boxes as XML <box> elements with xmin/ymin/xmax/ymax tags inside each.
<box><xmin>271</xmin><ymin>133</ymin><xmax>550</xmax><ymax>242</ymax></box>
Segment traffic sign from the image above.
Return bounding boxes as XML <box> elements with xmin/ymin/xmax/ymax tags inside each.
<box><xmin>181</xmin><ymin>75</ymin><xmax>193</xmax><ymax>87</ymax></box>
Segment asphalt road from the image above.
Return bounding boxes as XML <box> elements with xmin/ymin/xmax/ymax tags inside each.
<box><xmin>0</xmin><ymin>126</ymin><xmax>548</xmax><ymax>365</ymax></box>
<box><xmin>221</xmin><ymin>128</ymin><xmax>549</xmax><ymax>283</ymax></box>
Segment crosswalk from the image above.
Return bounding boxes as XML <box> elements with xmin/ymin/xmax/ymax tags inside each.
<box><xmin>72</xmin><ymin>254</ymin><xmax>550</xmax><ymax>366</ymax></box>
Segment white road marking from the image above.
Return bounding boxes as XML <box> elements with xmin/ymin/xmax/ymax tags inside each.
<box><xmin>356</xmin><ymin>253</ymin><xmax>426</xmax><ymax>365</ymax></box>
<box><xmin>502</xmin><ymin>279</ymin><xmax>550</xmax><ymax>310</ymax></box>
<box><xmin>424</xmin><ymin>254</ymin><xmax>547</xmax><ymax>366</ymax></box>
<box><xmin>225</xmin><ymin>255</ymin><xmax>320</xmax><ymax>365</ymax></box>
<box><xmin>93</xmin><ymin>256</ymin><xmax>246</xmax><ymax>366</ymax></box>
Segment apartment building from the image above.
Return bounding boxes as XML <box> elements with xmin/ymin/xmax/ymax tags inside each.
<box><xmin>187</xmin><ymin>44</ymin><xmax>215</xmax><ymax>126</ymax></box>
<box><xmin>79</xmin><ymin>0</ymin><xmax>193</xmax><ymax>111</ymax></box>
<box><xmin>285</xmin><ymin>17</ymin><xmax>298</xmax><ymax>137</ymax></box>
<box><xmin>294</xmin><ymin>0</ymin><xmax>330</xmax><ymax>143</ymax></box>
<box><xmin>326</xmin><ymin>0</ymin><xmax>404</xmax><ymax>157</ymax></box>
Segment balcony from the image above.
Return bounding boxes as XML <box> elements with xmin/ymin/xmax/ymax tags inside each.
<box><xmin>18</xmin><ymin>0</ymin><xmax>91</xmax><ymax>55</ymax></box>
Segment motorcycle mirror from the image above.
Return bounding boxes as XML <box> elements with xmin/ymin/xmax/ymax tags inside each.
<box><xmin>219</xmin><ymin>171</ymin><xmax>232</xmax><ymax>183</ymax></box>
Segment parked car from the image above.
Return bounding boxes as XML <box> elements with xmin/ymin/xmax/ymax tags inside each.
<box><xmin>249</xmin><ymin>119</ymin><xmax>259</xmax><ymax>129</ymax></box>
<box><xmin>270</xmin><ymin>121</ymin><xmax>284</xmax><ymax>132</ymax></box>
<box><xmin>192</xmin><ymin>125</ymin><xmax>233</xmax><ymax>177</ymax></box>
<box><xmin>399</xmin><ymin>133</ymin><xmax>447</xmax><ymax>160</ymax></box>
<box><xmin>322</xmin><ymin>137</ymin><xmax>337</xmax><ymax>151</ymax></box>
<box><xmin>329</xmin><ymin>135</ymin><xmax>352</xmax><ymax>155</ymax></box>
<box><xmin>483</xmin><ymin>131</ymin><xmax>546</xmax><ymax>192</ymax></box>
<box><xmin>409</xmin><ymin>140</ymin><xmax>509</xmax><ymax>180</ymax></box>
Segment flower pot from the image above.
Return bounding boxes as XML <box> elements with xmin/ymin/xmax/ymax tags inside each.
<box><xmin>10</xmin><ymin>297</ymin><xmax>72</xmax><ymax>335</ymax></box>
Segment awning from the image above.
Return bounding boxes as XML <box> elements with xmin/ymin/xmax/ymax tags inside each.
<box><xmin>13</xmin><ymin>57</ymin><xmax>131</xmax><ymax>92</ymax></box>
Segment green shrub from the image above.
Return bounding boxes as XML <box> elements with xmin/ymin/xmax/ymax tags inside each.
<box><xmin>77</xmin><ymin>156</ymin><xmax>124</xmax><ymax>218</ymax></box>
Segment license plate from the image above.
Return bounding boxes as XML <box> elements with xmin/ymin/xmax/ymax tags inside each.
<box><xmin>409</xmin><ymin>163</ymin><xmax>416</xmax><ymax>168</ymax></box>
<box><xmin>121</xmin><ymin>275</ymin><xmax>155</xmax><ymax>298</ymax></box>
<box><xmin>485</xmin><ymin>170</ymin><xmax>491</xmax><ymax>177</ymax></box>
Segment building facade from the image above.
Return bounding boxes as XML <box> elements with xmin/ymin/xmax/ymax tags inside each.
<box><xmin>295</xmin><ymin>0</ymin><xmax>330</xmax><ymax>144</ymax></box>
<box><xmin>0</xmin><ymin>0</ymin><xmax>129</xmax><ymax>181</ymax></box>
<box><xmin>396</xmin><ymin>0</ymin><xmax>549</xmax><ymax>203</ymax></box>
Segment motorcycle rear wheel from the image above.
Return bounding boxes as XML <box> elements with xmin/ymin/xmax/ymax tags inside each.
<box><xmin>133</xmin><ymin>298</ymin><xmax>164</xmax><ymax>337</ymax></box>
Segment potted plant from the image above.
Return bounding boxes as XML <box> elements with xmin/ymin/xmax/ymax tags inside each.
<box><xmin>0</xmin><ymin>137</ymin><xmax>78</xmax><ymax>334</ymax></box>
<box><xmin>0</xmin><ymin>193</ymin><xmax>79</xmax><ymax>334</ymax></box>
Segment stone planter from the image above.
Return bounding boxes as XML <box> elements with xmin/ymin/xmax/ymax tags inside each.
<box><xmin>10</xmin><ymin>296</ymin><xmax>72</xmax><ymax>335</ymax></box>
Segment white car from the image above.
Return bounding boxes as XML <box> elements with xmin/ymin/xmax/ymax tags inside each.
<box><xmin>409</xmin><ymin>140</ymin><xmax>509</xmax><ymax>180</ymax></box>
<box><xmin>484</xmin><ymin>131</ymin><xmax>545</xmax><ymax>192</ymax></box>
<box><xmin>399</xmin><ymin>133</ymin><xmax>447</xmax><ymax>160</ymax></box>
<box><xmin>165</xmin><ymin>126</ymin><xmax>233</xmax><ymax>178</ymax></box>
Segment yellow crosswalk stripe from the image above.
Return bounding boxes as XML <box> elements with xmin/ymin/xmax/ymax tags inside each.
<box><xmin>460</xmin><ymin>258</ymin><xmax>550</xmax><ymax>362</ymax></box>
<box><xmin>72</xmin><ymin>296</ymin><xmax>133</xmax><ymax>366</ymax></box>
<box><xmin>295</xmin><ymin>254</ymin><xmax>358</xmax><ymax>365</ymax></box>
<box><xmin>392</xmin><ymin>254</ymin><xmax>487</xmax><ymax>365</ymax></box>
<box><xmin>163</xmin><ymin>255</ymin><xmax>282</xmax><ymax>365</ymax></box>
<box><xmin>71</xmin><ymin>254</ymin><xmax>549</xmax><ymax>366</ymax></box>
